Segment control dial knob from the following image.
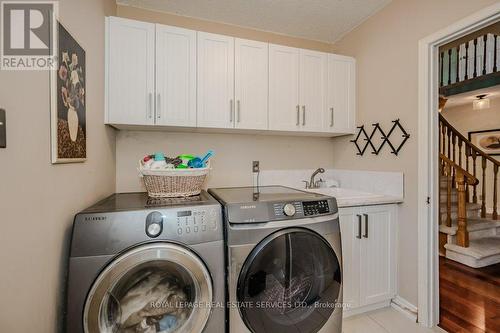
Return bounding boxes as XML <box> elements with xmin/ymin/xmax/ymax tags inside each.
<box><xmin>283</xmin><ymin>203</ymin><xmax>296</xmax><ymax>217</ymax></box>
<box><xmin>145</xmin><ymin>211</ymin><xmax>164</xmax><ymax>238</ymax></box>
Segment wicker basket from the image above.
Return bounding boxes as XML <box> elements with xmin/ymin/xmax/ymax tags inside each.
<box><xmin>139</xmin><ymin>161</ymin><xmax>210</xmax><ymax>198</ymax></box>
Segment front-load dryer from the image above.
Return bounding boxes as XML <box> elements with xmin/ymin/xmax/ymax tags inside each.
<box><xmin>209</xmin><ymin>186</ymin><xmax>343</xmax><ymax>333</ymax></box>
<box><xmin>66</xmin><ymin>192</ymin><xmax>225</xmax><ymax>333</ymax></box>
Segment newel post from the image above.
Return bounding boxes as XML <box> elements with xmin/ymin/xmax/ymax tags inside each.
<box><xmin>456</xmin><ymin>169</ymin><xmax>469</xmax><ymax>247</ymax></box>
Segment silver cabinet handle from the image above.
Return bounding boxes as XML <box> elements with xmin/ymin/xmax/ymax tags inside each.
<box><xmin>363</xmin><ymin>214</ymin><xmax>369</xmax><ymax>238</ymax></box>
<box><xmin>157</xmin><ymin>93</ymin><xmax>161</xmax><ymax>119</ymax></box>
<box><xmin>330</xmin><ymin>107</ymin><xmax>334</xmax><ymax>127</ymax></box>
<box><xmin>302</xmin><ymin>105</ymin><xmax>306</xmax><ymax>126</ymax></box>
<box><xmin>148</xmin><ymin>93</ymin><xmax>153</xmax><ymax>119</ymax></box>
<box><xmin>230</xmin><ymin>99</ymin><xmax>234</xmax><ymax>122</ymax></box>
<box><xmin>237</xmin><ymin>100</ymin><xmax>241</xmax><ymax>122</ymax></box>
<box><xmin>296</xmin><ymin>105</ymin><xmax>300</xmax><ymax>125</ymax></box>
<box><xmin>356</xmin><ymin>214</ymin><xmax>362</xmax><ymax>239</ymax></box>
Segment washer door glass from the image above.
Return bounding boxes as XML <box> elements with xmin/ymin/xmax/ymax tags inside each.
<box><xmin>237</xmin><ymin>228</ymin><xmax>341</xmax><ymax>333</ymax></box>
<box><xmin>84</xmin><ymin>243</ymin><xmax>213</xmax><ymax>333</ymax></box>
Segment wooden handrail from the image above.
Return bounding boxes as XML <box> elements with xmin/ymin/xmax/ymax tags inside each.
<box><xmin>440</xmin><ymin>154</ymin><xmax>479</xmax><ymax>186</ymax></box>
<box><xmin>439</xmin><ymin>114</ymin><xmax>500</xmax><ymax>169</ymax></box>
<box><xmin>439</xmin><ymin>112</ymin><xmax>500</xmax><ymax>250</ymax></box>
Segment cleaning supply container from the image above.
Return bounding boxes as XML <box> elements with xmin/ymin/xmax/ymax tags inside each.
<box><xmin>139</xmin><ymin>160</ymin><xmax>211</xmax><ymax>197</ymax></box>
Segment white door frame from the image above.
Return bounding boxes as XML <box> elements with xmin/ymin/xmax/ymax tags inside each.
<box><xmin>417</xmin><ymin>3</ymin><xmax>500</xmax><ymax>327</ymax></box>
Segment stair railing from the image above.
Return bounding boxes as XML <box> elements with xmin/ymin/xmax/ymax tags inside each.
<box><xmin>439</xmin><ymin>113</ymin><xmax>499</xmax><ymax>221</ymax></box>
<box><xmin>440</xmin><ymin>154</ymin><xmax>479</xmax><ymax>247</ymax></box>
<box><xmin>439</xmin><ymin>33</ymin><xmax>498</xmax><ymax>89</ymax></box>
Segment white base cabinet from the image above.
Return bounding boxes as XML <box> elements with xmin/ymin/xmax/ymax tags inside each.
<box><xmin>339</xmin><ymin>204</ymin><xmax>397</xmax><ymax>314</ymax></box>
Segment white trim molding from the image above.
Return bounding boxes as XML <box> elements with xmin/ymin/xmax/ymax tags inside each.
<box><xmin>417</xmin><ymin>2</ymin><xmax>500</xmax><ymax>328</ymax></box>
<box><xmin>391</xmin><ymin>296</ymin><xmax>418</xmax><ymax>322</ymax></box>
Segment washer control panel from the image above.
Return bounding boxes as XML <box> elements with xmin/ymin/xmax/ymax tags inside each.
<box><xmin>271</xmin><ymin>200</ymin><xmax>331</xmax><ymax>220</ymax></box>
<box><xmin>303</xmin><ymin>200</ymin><xmax>330</xmax><ymax>216</ymax></box>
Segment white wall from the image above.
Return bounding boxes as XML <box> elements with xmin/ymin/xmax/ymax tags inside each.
<box><xmin>330</xmin><ymin>0</ymin><xmax>499</xmax><ymax>306</ymax></box>
<box><xmin>0</xmin><ymin>0</ymin><xmax>116</xmax><ymax>331</ymax></box>
<box><xmin>116</xmin><ymin>131</ymin><xmax>336</xmax><ymax>191</ymax></box>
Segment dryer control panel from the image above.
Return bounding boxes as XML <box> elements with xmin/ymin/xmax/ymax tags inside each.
<box><xmin>72</xmin><ymin>204</ymin><xmax>223</xmax><ymax>257</ymax></box>
<box><xmin>174</xmin><ymin>208</ymin><xmax>219</xmax><ymax>237</ymax></box>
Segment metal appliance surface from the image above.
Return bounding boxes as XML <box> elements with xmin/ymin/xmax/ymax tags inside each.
<box><xmin>66</xmin><ymin>191</ymin><xmax>225</xmax><ymax>333</ymax></box>
<box><xmin>208</xmin><ymin>186</ymin><xmax>343</xmax><ymax>333</ymax></box>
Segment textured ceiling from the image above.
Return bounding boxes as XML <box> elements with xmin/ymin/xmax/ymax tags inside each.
<box><xmin>116</xmin><ymin>0</ymin><xmax>391</xmax><ymax>43</ymax></box>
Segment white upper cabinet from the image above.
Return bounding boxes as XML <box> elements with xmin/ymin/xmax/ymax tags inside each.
<box><xmin>299</xmin><ymin>49</ymin><xmax>327</xmax><ymax>132</ymax></box>
<box><xmin>106</xmin><ymin>17</ymin><xmax>155</xmax><ymax>125</ymax></box>
<box><xmin>105</xmin><ymin>16</ymin><xmax>356</xmax><ymax>136</ymax></box>
<box><xmin>234</xmin><ymin>38</ymin><xmax>268</xmax><ymax>130</ymax></box>
<box><xmin>197</xmin><ymin>32</ymin><xmax>235</xmax><ymax>128</ymax></box>
<box><xmin>327</xmin><ymin>55</ymin><xmax>356</xmax><ymax>133</ymax></box>
<box><xmin>155</xmin><ymin>25</ymin><xmax>196</xmax><ymax>127</ymax></box>
<box><xmin>269</xmin><ymin>44</ymin><xmax>300</xmax><ymax>131</ymax></box>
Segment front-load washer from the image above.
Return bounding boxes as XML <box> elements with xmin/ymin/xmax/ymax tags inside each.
<box><xmin>66</xmin><ymin>192</ymin><xmax>225</xmax><ymax>333</ymax></box>
<box><xmin>208</xmin><ymin>186</ymin><xmax>343</xmax><ymax>333</ymax></box>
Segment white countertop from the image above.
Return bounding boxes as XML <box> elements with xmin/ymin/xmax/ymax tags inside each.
<box><xmin>303</xmin><ymin>187</ymin><xmax>403</xmax><ymax>208</ymax></box>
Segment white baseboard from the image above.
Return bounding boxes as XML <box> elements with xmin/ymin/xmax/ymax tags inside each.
<box><xmin>391</xmin><ymin>295</ymin><xmax>418</xmax><ymax>322</ymax></box>
<box><xmin>343</xmin><ymin>300</ymin><xmax>391</xmax><ymax>318</ymax></box>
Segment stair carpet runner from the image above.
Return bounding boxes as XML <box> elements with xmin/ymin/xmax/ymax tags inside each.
<box><xmin>439</xmin><ymin>176</ymin><xmax>500</xmax><ymax>268</ymax></box>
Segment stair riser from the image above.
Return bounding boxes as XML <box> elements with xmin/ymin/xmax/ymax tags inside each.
<box><xmin>440</xmin><ymin>210</ymin><xmax>480</xmax><ymax>221</ymax></box>
<box><xmin>445</xmin><ymin>250</ymin><xmax>500</xmax><ymax>268</ymax></box>
<box><xmin>439</xmin><ymin>196</ymin><xmax>458</xmax><ymax>204</ymax></box>
<box><xmin>447</xmin><ymin>227</ymin><xmax>500</xmax><ymax>242</ymax></box>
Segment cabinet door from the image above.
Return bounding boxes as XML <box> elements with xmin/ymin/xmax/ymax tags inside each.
<box><xmin>234</xmin><ymin>38</ymin><xmax>268</xmax><ymax>130</ymax></box>
<box><xmin>299</xmin><ymin>49</ymin><xmax>327</xmax><ymax>132</ymax></box>
<box><xmin>155</xmin><ymin>25</ymin><xmax>196</xmax><ymax>127</ymax></box>
<box><xmin>269</xmin><ymin>44</ymin><xmax>300</xmax><ymax>131</ymax></box>
<box><xmin>359</xmin><ymin>205</ymin><xmax>396</xmax><ymax>306</ymax></box>
<box><xmin>197</xmin><ymin>32</ymin><xmax>235</xmax><ymax>128</ymax></box>
<box><xmin>106</xmin><ymin>17</ymin><xmax>155</xmax><ymax>125</ymax></box>
<box><xmin>339</xmin><ymin>207</ymin><xmax>361</xmax><ymax>310</ymax></box>
<box><xmin>327</xmin><ymin>55</ymin><xmax>356</xmax><ymax>133</ymax></box>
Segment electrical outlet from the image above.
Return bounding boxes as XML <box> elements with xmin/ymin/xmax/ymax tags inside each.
<box><xmin>252</xmin><ymin>161</ymin><xmax>260</xmax><ymax>173</ymax></box>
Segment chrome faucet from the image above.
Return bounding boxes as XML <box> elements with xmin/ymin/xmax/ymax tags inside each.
<box><xmin>303</xmin><ymin>168</ymin><xmax>325</xmax><ymax>189</ymax></box>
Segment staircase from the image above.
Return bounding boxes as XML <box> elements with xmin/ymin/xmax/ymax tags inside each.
<box><xmin>439</xmin><ymin>114</ymin><xmax>500</xmax><ymax>268</ymax></box>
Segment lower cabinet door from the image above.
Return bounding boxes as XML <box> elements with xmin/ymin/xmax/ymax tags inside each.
<box><xmin>339</xmin><ymin>207</ymin><xmax>361</xmax><ymax>310</ymax></box>
<box><xmin>359</xmin><ymin>205</ymin><xmax>396</xmax><ymax>306</ymax></box>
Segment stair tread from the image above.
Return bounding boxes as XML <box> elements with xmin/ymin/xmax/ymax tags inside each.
<box><xmin>439</xmin><ymin>218</ymin><xmax>500</xmax><ymax>235</ymax></box>
<box><xmin>445</xmin><ymin>237</ymin><xmax>500</xmax><ymax>259</ymax></box>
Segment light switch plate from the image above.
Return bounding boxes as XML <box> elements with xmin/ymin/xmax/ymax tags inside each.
<box><xmin>0</xmin><ymin>109</ymin><xmax>5</xmax><ymax>148</ymax></box>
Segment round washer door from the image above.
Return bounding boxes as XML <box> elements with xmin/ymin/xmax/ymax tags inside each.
<box><xmin>237</xmin><ymin>228</ymin><xmax>341</xmax><ymax>333</ymax></box>
<box><xmin>84</xmin><ymin>243</ymin><xmax>213</xmax><ymax>333</ymax></box>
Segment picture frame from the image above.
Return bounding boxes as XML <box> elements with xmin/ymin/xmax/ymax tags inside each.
<box><xmin>468</xmin><ymin>129</ymin><xmax>500</xmax><ymax>156</ymax></box>
<box><xmin>50</xmin><ymin>21</ymin><xmax>86</xmax><ymax>163</ymax></box>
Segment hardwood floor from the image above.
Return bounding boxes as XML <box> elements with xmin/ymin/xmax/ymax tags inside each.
<box><xmin>439</xmin><ymin>256</ymin><xmax>500</xmax><ymax>333</ymax></box>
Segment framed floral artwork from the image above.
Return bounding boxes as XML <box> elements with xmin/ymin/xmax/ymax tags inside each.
<box><xmin>468</xmin><ymin>129</ymin><xmax>500</xmax><ymax>156</ymax></box>
<box><xmin>50</xmin><ymin>22</ymin><xmax>86</xmax><ymax>163</ymax></box>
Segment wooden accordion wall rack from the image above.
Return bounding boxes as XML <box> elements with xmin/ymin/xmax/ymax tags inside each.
<box><xmin>351</xmin><ymin>119</ymin><xmax>410</xmax><ymax>156</ymax></box>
